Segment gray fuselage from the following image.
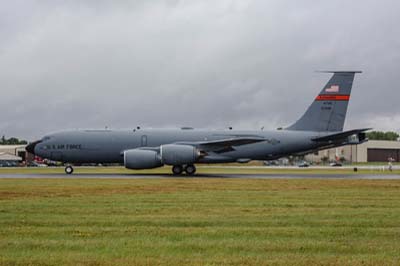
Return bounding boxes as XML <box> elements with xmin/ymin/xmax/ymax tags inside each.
<box><xmin>31</xmin><ymin>128</ymin><xmax>329</xmax><ymax>164</ymax></box>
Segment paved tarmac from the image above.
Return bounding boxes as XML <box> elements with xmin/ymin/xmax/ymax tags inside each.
<box><xmin>0</xmin><ymin>173</ymin><xmax>399</xmax><ymax>179</ymax></box>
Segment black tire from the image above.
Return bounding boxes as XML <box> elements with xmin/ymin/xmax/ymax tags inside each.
<box><xmin>172</xmin><ymin>165</ymin><xmax>183</xmax><ymax>175</ymax></box>
<box><xmin>185</xmin><ymin>165</ymin><xmax>196</xmax><ymax>175</ymax></box>
<box><xmin>65</xmin><ymin>166</ymin><xmax>74</xmax><ymax>175</ymax></box>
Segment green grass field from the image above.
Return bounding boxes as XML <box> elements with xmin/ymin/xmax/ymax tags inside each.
<box><xmin>0</xmin><ymin>165</ymin><xmax>399</xmax><ymax>175</ymax></box>
<box><xmin>1</xmin><ymin>177</ymin><xmax>400</xmax><ymax>265</ymax></box>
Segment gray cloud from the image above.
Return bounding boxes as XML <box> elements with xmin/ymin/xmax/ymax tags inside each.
<box><xmin>1</xmin><ymin>0</ymin><xmax>400</xmax><ymax>140</ymax></box>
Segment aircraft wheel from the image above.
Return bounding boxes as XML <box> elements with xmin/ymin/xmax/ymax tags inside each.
<box><xmin>65</xmin><ymin>166</ymin><xmax>74</xmax><ymax>175</ymax></box>
<box><xmin>172</xmin><ymin>165</ymin><xmax>183</xmax><ymax>175</ymax></box>
<box><xmin>185</xmin><ymin>165</ymin><xmax>196</xmax><ymax>175</ymax></box>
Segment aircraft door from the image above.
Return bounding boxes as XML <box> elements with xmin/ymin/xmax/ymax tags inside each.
<box><xmin>141</xmin><ymin>135</ymin><xmax>147</xmax><ymax>147</ymax></box>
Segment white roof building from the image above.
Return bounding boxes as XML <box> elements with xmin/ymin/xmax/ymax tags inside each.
<box><xmin>0</xmin><ymin>152</ymin><xmax>22</xmax><ymax>161</ymax></box>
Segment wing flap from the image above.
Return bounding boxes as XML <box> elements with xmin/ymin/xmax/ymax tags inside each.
<box><xmin>177</xmin><ymin>137</ymin><xmax>266</xmax><ymax>152</ymax></box>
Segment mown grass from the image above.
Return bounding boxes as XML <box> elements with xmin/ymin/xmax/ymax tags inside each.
<box><xmin>1</xmin><ymin>178</ymin><xmax>400</xmax><ymax>265</ymax></box>
<box><xmin>0</xmin><ymin>166</ymin><xmax>399</xmax><ymax>175</ymax></box>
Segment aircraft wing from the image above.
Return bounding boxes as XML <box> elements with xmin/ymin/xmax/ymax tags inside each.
<box><xmin>176</xmin><ymin>137</ymin><xmax>266</xmax><ymax>153</ymax></box>
<box><xmin>312</xmin><ymin>128</ymin><xmax>371</xmax><ymax>142</ymax></box>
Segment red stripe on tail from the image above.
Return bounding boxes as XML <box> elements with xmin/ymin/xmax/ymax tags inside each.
<box><xmin>316</xmin><ymin>94</ymin><xmax>350</xmax><ymax>101</ymax></box>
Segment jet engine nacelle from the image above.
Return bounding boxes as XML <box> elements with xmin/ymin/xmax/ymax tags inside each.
<box><xmin>124</xmin><ymin>149</ymin><xmax>163</xmax><ymax>169</ymax></box>
<box><xmin>161</xmin><ymin>144</ymin><xmax>200</xmax><ymax>165</ymax></box>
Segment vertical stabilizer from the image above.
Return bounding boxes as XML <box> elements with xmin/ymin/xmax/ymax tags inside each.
<box><xmin>286</xmin><ymin>71</ymin><xmax>361</xmax><ymax>132</ymax></box>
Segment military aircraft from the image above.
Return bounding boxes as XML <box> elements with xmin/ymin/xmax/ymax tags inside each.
<box><xmin>26</xmin><ymin>71</ymin><xmax>369</xmax><ymax>175</ymax></box>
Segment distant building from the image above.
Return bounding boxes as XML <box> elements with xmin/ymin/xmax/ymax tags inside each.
<box><xmin>0</xmin><ymin>145</ymin><xmax>33</xmax><ymax>163</ymax></box>
<box><xmin>306</xmin><ymin>140</ymin><xmax>400</xmax><ymax>163</ymax></box>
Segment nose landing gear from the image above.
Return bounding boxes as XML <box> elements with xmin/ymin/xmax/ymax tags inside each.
<box><xmin>65</xmin><ymin>165</ymin><xmax>74</xmax><ymax>174</ymax></box>
<box><xmin>171</xmin><ymin>165</ymin><xmax>196</xmax><ymax>175</ymax></box>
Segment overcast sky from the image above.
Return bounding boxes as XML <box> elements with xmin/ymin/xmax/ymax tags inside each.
<box><xmin>1</xmin><ymin>0</ymin><xmax>400</xmax><ymax>140</ymax></box>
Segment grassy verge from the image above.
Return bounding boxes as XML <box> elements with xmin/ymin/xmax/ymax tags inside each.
<box><xmin>1</xmin><ymin>178</ymin><xmax>400</xmax><ymax>265</ymax></box>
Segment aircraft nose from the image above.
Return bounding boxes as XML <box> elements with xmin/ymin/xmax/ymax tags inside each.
<box><xmin>26</xmin><ymin>140</ymin><xmax>41</xmax><ymax>155</ymax></box>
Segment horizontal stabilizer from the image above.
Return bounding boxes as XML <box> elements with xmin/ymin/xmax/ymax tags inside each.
<box><xmin>312</xmin><ymin>128</ymin><xmax>371</xmax><ymax>142</ymax></box>
<box><xmin>316</xmin><ymin>70</ymin><xmax>362</xmax><ymax>74</ymax></box>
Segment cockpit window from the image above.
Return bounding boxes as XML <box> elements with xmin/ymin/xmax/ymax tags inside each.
<box><xmin>42</xmin><ymin>136</ymin><xmax>51</xmax><ymax>141</ymax></box>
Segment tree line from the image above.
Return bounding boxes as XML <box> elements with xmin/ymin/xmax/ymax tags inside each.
<box><xmin>366</xmin><ymin>131</ymin><xmax>399</xmax><ymax>141</ymax></box>
<box><xmin>1</xmin><ymin>136</ymin><xmax>28</xmax><ymax>145</ymax></box>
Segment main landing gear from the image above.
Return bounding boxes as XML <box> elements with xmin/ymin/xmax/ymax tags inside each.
<box><xmin>172</xmin><ymin>164</ymin><xmax>196</xmax><ymax>175</ymax></box>
<box><xmin>65</xmin><ymin>165</ymin><xmax>74</xmax><ymax>175</ymax></box>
